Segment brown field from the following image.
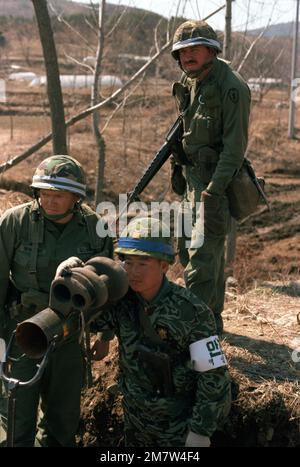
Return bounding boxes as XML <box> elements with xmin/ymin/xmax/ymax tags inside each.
<box><xmin>1</xmin><ymin>77</ymin><xmax>300</xmax><ymax>447</ymax></box>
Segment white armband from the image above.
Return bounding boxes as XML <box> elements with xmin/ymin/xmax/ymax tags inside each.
<box><xmin>189</xmin><ymin>335</ymin><xmax>227</xmax><ymax>372</ymax></box>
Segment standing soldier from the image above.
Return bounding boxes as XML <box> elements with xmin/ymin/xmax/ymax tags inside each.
<box><xmin>0</xmin><ymin>155</ymin><xmax>113</xmax><ymax>447</ymax></box>
<box><xmin>91</xmin><ymin>217</ymin><xmax>231</xmax><ymax>447</ymax></box>
<box><xmin>170</xmin><ymin>20</ymin><xmax>251</xmax><ymax>333</ymax></box>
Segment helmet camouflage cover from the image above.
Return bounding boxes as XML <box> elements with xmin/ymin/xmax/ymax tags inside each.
<box><xmin>115</xmin><ymin>217</ymin><xmax>175</xmax><ymax>264</ymax></box>
<box><xmin>31</xmin><ymin>155</ymin><xmax>86</xmax><ymax>197</ymax></box>
<box><xmin>171</xmin><ymin>20</ymin><xmax>222</xmax><ymax>60</ymax></box>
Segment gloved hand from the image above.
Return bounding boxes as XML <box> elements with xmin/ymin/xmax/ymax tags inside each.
<box><xmin>170</xmin><ymin>137</ymin><xmax>190</xmax><ymax>166</ymax></box>
<box><xmin>55</xmin><ymin>256</ymin><xmax>84</xmax><ymax>278</ymax></box>
<box><xmin>185</xmin><ymin>431</ymin><xmax>211</xmax><ymax>447</ymax></box>
<box><xmin>200</xmin><ymin>190</ymin><xmax>213</xmax><ymax>201</ymax></box>
<box><xmin>170</xmin><ymin>156</ymin><xmax>186</xmax><ymax>196</ymax></box>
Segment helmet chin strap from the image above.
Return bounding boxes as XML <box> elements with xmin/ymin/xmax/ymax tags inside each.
<box><xmin>33</xmin><ymin>190</ymin><xmax>81</xmax><ymax>221</ymax></box>
<box><xmin>39</xmin><ymin>206</ymin><xmax>76</xmax><ymax>221</ymax></box>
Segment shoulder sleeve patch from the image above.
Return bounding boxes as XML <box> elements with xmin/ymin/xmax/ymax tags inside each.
<box><xmin>228</xmin><ymin>87</ymin><xmax>239</xmax><ymax>104</ymax></box>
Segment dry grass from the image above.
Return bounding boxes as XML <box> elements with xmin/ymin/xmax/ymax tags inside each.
<box><xmin>218</xmin><ymin>282</ymin><xmax>300</xmax><ymax>446</ymax></box>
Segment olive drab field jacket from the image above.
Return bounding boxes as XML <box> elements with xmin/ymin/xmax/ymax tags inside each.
<box><xmin>0</xmin><ymin>201</ymin><xmax>113</xmax><ymax>336</ymax></box>
<box><xmin>173</xmin><ymin>58</ymin><xmax>251</xmax><ymax>196</ymax></box>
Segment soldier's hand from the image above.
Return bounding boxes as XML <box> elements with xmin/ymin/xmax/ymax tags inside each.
<box><xmin>91</xmin><ymin>339</ymin><xmax>110</xmax><ymax>361</ymax></box>
<box><xmin>55</xmin><ymin>256</ymin><xmax>84</xmax><ymax>278</ymax></box>
<box><xmin>170</xmin><ymin>156</ymin><xmax>186</xmax><ymax>196</ymax></box>
<box><xmin>185</xmin><ymin>431</ymin><xmax>211</xmax><ymax>447</ymax></box>
<box><xmin>200</xmin><ymin>190</ymin><xmax>213</xmax><ymax>201</ymax></box>
<box><xmin>170</xmin><ymin>140</ymin><xmax>188</xmax><ymax>165</ymax></box>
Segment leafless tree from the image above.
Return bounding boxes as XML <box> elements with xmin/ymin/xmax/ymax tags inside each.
<box><xmin>0</xmin><ymin>4</ymin><xmax>225</xmax><ymax>178</ymax></box>
<box><xmin>31</xmin><ymin>0</ymin><xmax>67</xmax><ymax>154</ymax></box>
<box><xmin>92</xmin><ymin>0</ymin><xmax>106</xmax><ymax>206</ymax></box>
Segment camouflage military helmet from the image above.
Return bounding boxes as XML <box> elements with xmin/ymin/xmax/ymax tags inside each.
<box><xmin>171</xmin><ymin>20</ymin><xmax>222</xmax><ymax>60</ymax></box>
<box><xmin>115</xmin><ymin>217</ymin><xmax>175</xmax><ymax>263</ymax></box>
<box><xmin>31</xmin><ymin>155</ymin><xmax>86</xmax><ymax>197</ymax></box>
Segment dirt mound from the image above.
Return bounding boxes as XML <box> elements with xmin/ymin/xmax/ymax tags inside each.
<box><xmin>221</xmin><ymin>281</ymin><xmax>300</xmax><ymax>446</ymax></box>
<box><xmin>78</xmin><ymin>339</ymin><xmax>124</xmax><ymax>447</ymax></box>
<box><xmin>77</xmin><ymin>283</ymin><xmax>300</xmax><ymax>447</ymax></box>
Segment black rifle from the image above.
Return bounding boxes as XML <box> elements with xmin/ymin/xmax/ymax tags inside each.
<box><xmin>123</xmin><ymin>115</ymin><xmax>184</xmax><ymax>210</ymax></box>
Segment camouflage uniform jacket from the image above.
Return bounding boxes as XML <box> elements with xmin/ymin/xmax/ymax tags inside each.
<box><xmin>0</xmin><ymin>200</ymin><xmax>113</xmax><ymax>336</ymax></box>
<box><xmin>173</xmin><ymin>57</ymin><xmax>251</xmax><ymax>195</ymax></box>
<box><xmin>93</xmin><ymin>276</ymin><xmax>231</xmax><ymax>437</ymax></box>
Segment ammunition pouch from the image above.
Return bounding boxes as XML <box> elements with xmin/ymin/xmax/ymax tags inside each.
<box><xmin>4</xmin><ymin>281</ymin><xmax>22</xmax><ymax>319</ymax></box>
<box><xmin>136</xmin><ymin>343</ymin><xmax>175</xmax><ymax>397</ymax></box>
<box><xmin>20</xmin><ymin>289</ymin><xmax>49</xmax><ymax>314</ymax></box>
<box><xmin>4</xmin><ymin>283</ymin><xmax>49</xmax><ymax>322</ymax></box>
<box><xmin>227</xmin><ymin>158</ymin><xmax>266</xmax><ymax>221</ymax></box>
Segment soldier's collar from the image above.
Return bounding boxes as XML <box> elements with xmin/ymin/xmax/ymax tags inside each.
<box><xmin>197</xmin><ymin>57</ymin><xmax>219</xmax><ymax>87</ymax></box>
<box><xmin>73</xmin><ymin>208</ymin><xmax>86</xmax><ymax>226</ymax></box>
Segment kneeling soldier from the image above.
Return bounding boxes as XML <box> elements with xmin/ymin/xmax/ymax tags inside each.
<box><xmin>91</xmin><ymin>216</ymin><xmax>231</xmax><ymax>447</ymax></box>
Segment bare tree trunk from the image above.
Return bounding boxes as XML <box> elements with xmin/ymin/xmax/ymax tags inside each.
<box><xmin>92</xmin><ymin>0</ymin><xmax>106</xmax><ymax>207</ymax></box>
<box><xmin>31</xmin><ymin>0</ymin><xmax>67</xmax><ymax>154</ymax></box>
<box><xmin>122</xmin><ymin>104</ymin><xmax>128</xmax><ymax>165</ymax></box>
<box><xmin>223</xmin><ymin>0</ymin><xmax>237</xmax><ymax>269</ymax></box>
<box><xmin>223</xmin><ymin>0</ymin><xmax>233</xmax><ymax>60</ymax></box>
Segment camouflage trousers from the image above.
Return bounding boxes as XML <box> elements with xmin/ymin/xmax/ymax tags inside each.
<box><xmin>177</xmin><ymin>186</ymin><xmax>231</xmax><ymax>334</ymax></box>
<box><xmin>123</xmin><ymin>392</ymin><xmax>192</xmax><ymax>447</ymax></box>
<box><xmin>0</xmin><ymin>327</ymin><xmax>85</xmax><ymax>447</ymax></box>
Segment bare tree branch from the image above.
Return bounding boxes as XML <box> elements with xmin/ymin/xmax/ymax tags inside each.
<box><xmin>0</xmin><ymin>5</ymin><xmax>226</xmax><ymax>175</ymax></box>
<box><xmin>237</xmin><ymin>27</ymin><xmax>267</xmax><ymax>74</ymax></box>
<box><xmin>154</xmin><ymin>19</ymin><xmax>162</xmax><ymax>53</ymax></box>
<box><xmin>48</xmin><ymin>1</ymin><xmax>96</xmax><ymax>54</ymax></box>
<box><xmin>83</xmin><ymin>17</ymin><xmax>98</xmax><ymax>37</ymax></box>
<box><xmin>64</xmin><ymin>52</ymin><xmax>95</xmax><ymax>73</ymax></box>
<box><xmin>106</xmin><ymin>4</ymin><xmax>130</xmax><ymax>38</ymax></box>
<box><xmin>237</xmin><ymin>0</ymin><xmax>278</xmax><ymax>73</ymax></box>
<box><xmin>101</xmin><ymin>74</ymin><xmax>145</xmax><ymax>133</ymax></box>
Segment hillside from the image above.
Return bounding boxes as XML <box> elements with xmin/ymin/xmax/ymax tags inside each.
<box><xmin>1</xmin><ymin>0</ymin><xmax>298</xmax><ymax>40</ymax></box>
<box><xmin>0</xmin><ymin>0</ymin><xmax>161</xmax><ymax>20</ymax></box>
<box><xmin>0</xmin><ymin>0</ymin><xmax>174</xmax><ymax>80</ymax></box>
<box><xmin>246</xmin><ymin>21</ymin><xmax>297</xmax><ymax>38</ymax></box>
<box><xmin>0</xmin><ymin>0</ymin><xmax>89</xmax><ymax>18</ymax></box>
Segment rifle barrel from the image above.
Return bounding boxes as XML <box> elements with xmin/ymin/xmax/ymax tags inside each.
<box><xmin>128</xmin><ymin>116</ymin><xmax>183</xmax><ymax>204</ymax></box>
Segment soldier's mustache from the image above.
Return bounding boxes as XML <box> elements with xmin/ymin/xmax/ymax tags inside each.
<box><xmin>184</xmin><ymin>60</ymin><xmax>197</xmax><ymax>65</ymax></box>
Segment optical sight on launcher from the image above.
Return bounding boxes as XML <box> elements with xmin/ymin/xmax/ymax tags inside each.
<box><xmin>15</xmin><ymin>257</ymin><xmax>128</xmax><ymax>359</ymax></box>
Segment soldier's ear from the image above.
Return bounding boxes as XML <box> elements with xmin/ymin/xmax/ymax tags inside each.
<box><xmin>72</xmin><ymin>193</ymin><xmax>80</xmax><ymax>203</ymax></box>
<box><xmin>160</xmin><ymin>261</ymin><xmax>170</xmax><ymax>273</ymax></box>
